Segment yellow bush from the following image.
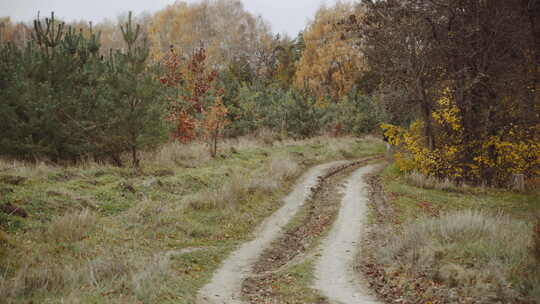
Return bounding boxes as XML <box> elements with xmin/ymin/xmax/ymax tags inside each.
<box><xmin>382</xmin><ymin>120</ymin><xmax>466</xmax><ymax>179</ymax></box>
<box><xmin>382</xmin><ymin>89</ymin><xmax>540</xmax><ymax>185</ymax></box>
<box><xmin>475</xmin><ymin>133</ymin><xmax>540</xmax><ymax>177</ymax></box>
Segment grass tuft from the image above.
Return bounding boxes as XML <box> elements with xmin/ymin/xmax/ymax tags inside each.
<box><xmin>151</xmin><ymin>141</ymin><xmax>211</xmax><ymax>168</ymax></box>
<box><xmin>249</xmin><ymin>155</ymin><xmax>299</xmax><ymax>193</ymax></box>
<box><xmin>42</xmin><ymin>209</ymin><xmax>97</xmax><ymax>243</ymax></box>
<box><xmin>188</xmin><ymin>173</ymin><xmax>249</xmax><ymax>211</ymax></box>
<box><xmin>131</xmin><ymin>254</ymin><xmax>172</xmax><ymax>302</ymax></box>
<box><xmin>405</xmin><ymin>171</ymin><xmax>458</xmax><ymax>191</ymax></box>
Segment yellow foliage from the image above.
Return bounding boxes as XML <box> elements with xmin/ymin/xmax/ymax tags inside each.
<box><xmin>382</xmin><ymin>89</ymin><xmax>540</xmax><ymax>184</ymax></box>
<box><xmin>394</xmin><ymin>152</ymin><xmax>416</xmax><ymax>172</ymax></box>
<box><xmin>474</xmin><ymin>132</ymin><xmax>540</xmax><ymax>177</ymax></box>
<box><xmin>432</xmin><ymin>87</ymin><xmax>461</xmax><ymax>132</ymax></box>
<box><xmin>295</xmin><ymin>3</ymin><xmax>365</xmax><ymax>103</ymax></box>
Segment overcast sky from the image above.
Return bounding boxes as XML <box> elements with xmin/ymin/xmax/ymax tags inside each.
<box><xmin>0</xmin><ymin>0</ymin><xmax>342</xmax><ymax>36</ymax></box>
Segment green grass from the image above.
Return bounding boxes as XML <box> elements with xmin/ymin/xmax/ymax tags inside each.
<box><xmin>382</xmin><ymin>164</ymin><xmax>540</xmax><ymax>222</ymax></box>
<box><xmin>0</xmin><ymin>135</ymin><xmax>383</xmax><ymax>303</ymax></box>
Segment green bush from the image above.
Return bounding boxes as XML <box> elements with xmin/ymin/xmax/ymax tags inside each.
<box><xmin>221</xmin><ymin>75</ymin><xmax>381</xmax><ymax>138</ymax></box>
<box><xmin>323</xmin><ymin>88</ymin><xmax>382</xmax><ymax>136</ymax></box>
<box><xmin>225</xmin><ymin>84</ymin><xmax>326</xmax><ymax>138</ymax></box>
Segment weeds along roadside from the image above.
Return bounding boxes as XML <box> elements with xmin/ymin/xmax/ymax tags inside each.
<box><xmin>0</xmin><ymin>135</ymin><xmax>385</xmax><ymax>303</ymax></box>
<box><xmin>358</xmin><ymin>164</ymin><xmax>540</xmax><ymax>304</ymax></box>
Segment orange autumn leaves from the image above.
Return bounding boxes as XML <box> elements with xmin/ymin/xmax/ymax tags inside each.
<box><xmin>161</xmin><ymin>47</ymin><xmax>229</xmax><ymax>156</ymax></box>
<box><xmin>201</xmin><ymin>96</ymin><xmax>230</xmax><ymax>157</ymax></box>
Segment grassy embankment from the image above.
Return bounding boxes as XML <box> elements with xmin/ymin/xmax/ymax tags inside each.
<box><xmin>361</xmin><ymin>164</ymin><xmax>540</xmax><ymax>303</ymax></box>
<box><xmin>0</xmin><ymin>135</ymin><xmax>383</xmax><ymax>304</ymax></box>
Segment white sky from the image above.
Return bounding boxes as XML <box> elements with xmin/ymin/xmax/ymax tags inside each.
<box><xmin>0</xmin><ymin>0</ymin><xmax>344</xmax><ymax>36</ymax></box>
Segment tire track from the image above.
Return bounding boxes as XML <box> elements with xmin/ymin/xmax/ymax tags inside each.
<box><xmin>313</xmin><ymin>164</ymin><xmax>382</xmax><ymax>304</ymax></box>
<box><xmin>197</xmin><ymin>161</ymin><xmax>349</xmax><ymax>304</ymax></box>
<box><xmin>240</xmin><ymin>157</ymin><xmax>382</xmax><ymax>303</ymax></box>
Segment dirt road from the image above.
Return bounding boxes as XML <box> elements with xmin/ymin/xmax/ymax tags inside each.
<box><xmin>313</xmin><ymin>164</ymin><xmax>381</xmax><ymax>304</ymax></box>
<box><xmin>197</xmin><ymin>161</ymin><xmax>348</xmax><ymax>304</ymax></box>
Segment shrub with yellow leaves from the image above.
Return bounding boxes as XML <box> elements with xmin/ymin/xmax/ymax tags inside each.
<box><xmin>382</xmin><ymin>88</ymin><xmax>540</xmax><ymax>186</ymax></box>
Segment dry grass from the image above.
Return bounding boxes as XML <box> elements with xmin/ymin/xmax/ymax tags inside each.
<box><xmin>275</xmin><ymin>135</ymin><xmax>355</xmax><ymax>149</ymax></box>
<box><xmin>267</xmin><ymin>156</ymin><xmax>299</xmax><ymax>181</ymax></box>
<box><xmin>221</xmin><ymin>135</ymin><xmax>266</xmax><ymax>151</ymax></box>
<box><xmin>254</xmin><ymin>128</ymin><xmax>284</xmax><ymax>146</ymax></box>
<box><xmin>150</xmin><ymin>141</ymin><xmax>211</xmax><ymax>168</ymax></box>
<box><xmin>0</xmin><ymin>160</ymin><xmax>54</xmax><ymax>179</ymax></box>
<box><xmin>0</xmin><ymin>134</ymin><xmax>370</xmax><ymax>173</ymax></box>
<box><xmin>41</xmin><ymin>209</ymin><xmax>97</xmax><ymax>243</ymax></box>
<box><xmin>249</xmin><ymin>155</ymin><xmax>300</xmax><ymax>193</ymax></box>
<box><xmin>405</xmin><ymin>171</ymin><xmax>459</xmax><ymax>192</ymax></box>
<box><xmin>0</xmin><ymin>135</ymin><xmax>384</xmax><ymax>303</ymax></box>
<box><xmin>148</xmin><ymin>135</ymin><xmax>269</xmax><ymax>168</ymax></box>
<box><xmin>130</xmin><ymin>253</ymin><xmax>172</xmax><ymax>302</ymax></box>
<box><xmin>0</xmin><ymin>155</ymin><xmax>109</xmax><ymax>174</ymax></box>
<box><xmin>188</xmin><ymin>172</ymin><xmax>250</xmax><ymax>211</ymax></box>
<box><xmin>188</xmin><ymin>153</ymin><xmax>299</xmax><ymax>211</ymax></box>
<box><xmin>127</xmin><ymin>195</ymin><xmax>179</xmax><ymax>228</ymax></box>
<box><xmin>376</xmin><ymin>210</ymin><xmax>536</xmax><ymax>302</ymax></box>
<box><xmin>0</xmin><ymin>158</ymin><xmax>23</xmax><ymax>171</ymax></box>
<box><xmin>0</xmin><ymin>252</ymin><xmax>171</xmax><ymax>303</ymax></box>
<box><xmin>533</xmin><ymin>215</ymin><xmax>540</xmax><ymax>265</ymax></box>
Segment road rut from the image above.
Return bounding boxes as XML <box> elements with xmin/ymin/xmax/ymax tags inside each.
<box><xmin>313</xmin><ymin>164</ymin><xmax>381</xmax><ymax>304</ymax></box>
<box><xmin>197</xmin><ymin>161</ymin><xmax>348</xmax><ymax>304</ymax></box>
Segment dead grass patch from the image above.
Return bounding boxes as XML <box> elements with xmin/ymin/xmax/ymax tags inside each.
<box><xmin>405</xmin><ymin>171</ymin><xmax>459</xmax><ymax>192</ymax></box>
<box><xmin>188</xmin><ymin>173</ymin><xmax>250</xmax><ymax>211</ymax></box>
<box><xmin>0</xmin><ymin>250</ymin><xmax>172</xmax><ymax>303</ymax></box>
<box><xmin>150</xmin><ymin>141</ymin><xmax>211</xmax><ymax>168</ymax></box>
<box><xmin>373</xmin><ymin>210</ymin><xmax>537</xmax><ymax>303</ymax></box>
<box><xmin>249</xmin><ymin>155</ymin><xmax>299</xmax><ymax>193</ymax></box>
<box><xmin>148</xmin><ymin>136</ymin><xmax>267</xmax><ymax>168</ymax></box>
<box><xmin>254</xmin><ymin>128</ymin><xmax>283</xmax><ymax>146</ymax></box>
<box><xmin>533</xmin><ymin>215</ymin><xmax>540</xmax><ymax>265</ymax></box>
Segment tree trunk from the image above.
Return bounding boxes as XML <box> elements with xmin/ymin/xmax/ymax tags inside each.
<box><xmin>421</xmin><ymin>103</ymin><xmax>435</xmax><ymax>151</ymax></box>
<box><xmin>131</xmin><ymin>145</ymin><xmax>139</xmax><ymax>168</ymax></box>
<box><xmin>111</xmin><ymin>154</ymin><xmax>123</xmax><ymax>167</ymax></box>
<box><xmin>512</xmin><ymin>174</ymin><xmax>526</xmax><ymax>192</ymax></box>
<box><xmin>420</xmin><ymin>84</ymin><xmax>435</xmax><ymax>151</ymax></box>
<box><xmin>212</xmin><ymin>129</ymin><xmax>218</xmax><ymax>158</ymax></box>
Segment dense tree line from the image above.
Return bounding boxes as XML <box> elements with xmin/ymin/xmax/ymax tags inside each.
<box><xmin>0</xmin><ymin>1</ymin><xmax>381</xmax><ymax>164</ymax></box>
<box><xmin>2</xmin><ymin>0</ymin><xmax>537</xmax><ymax>185</ymax></box>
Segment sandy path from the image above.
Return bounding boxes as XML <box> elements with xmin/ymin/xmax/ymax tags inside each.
<box><xmin>197</xmin><ymin>161</ymin><xmax>348</xmax><ymax>304</ymax></box>
<box><xmin>313</xmin><ymin>164</ymin><xmax>381</xmax><ymax>304</ymax></box>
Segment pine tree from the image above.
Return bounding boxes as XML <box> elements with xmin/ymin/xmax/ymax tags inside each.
<box><xmin>0</xmin><ymin>12</ymin><xmax>165</xmax><ymax>164</ymax></box>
